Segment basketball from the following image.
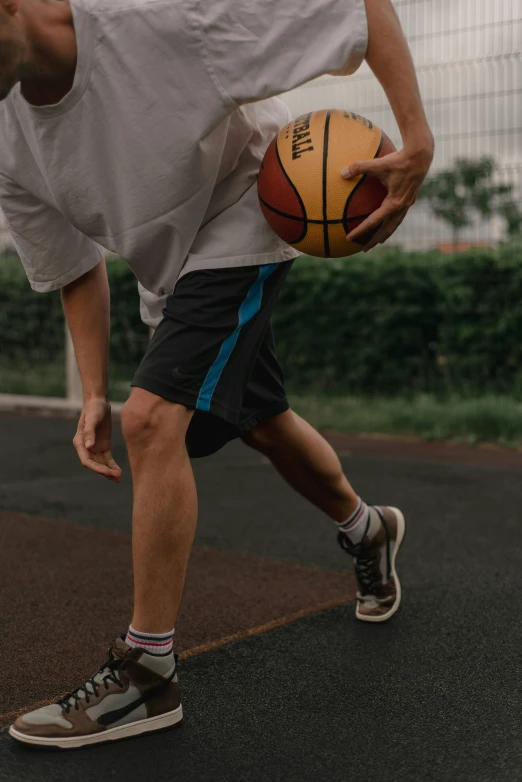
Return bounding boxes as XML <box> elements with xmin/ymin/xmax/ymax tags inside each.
<box><xmin>257</xmin><ymin>109</ymin><xmax>396</xmax><ymax>258</ymax></box>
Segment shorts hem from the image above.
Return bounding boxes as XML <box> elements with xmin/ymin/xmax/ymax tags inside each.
<box><xmin>131</xmin><ymin>376</ymin><xmax>240</xmax><ymax>425</ymax></box>
<box><xmin>239</xmin><ymin>401</ymin><xmax>290</xmax><ymax>436</ymax></box>
<box><xmin>131</xmin><ymin>376</ymin><xmax>197</xmax><ymax>410</ymax></box>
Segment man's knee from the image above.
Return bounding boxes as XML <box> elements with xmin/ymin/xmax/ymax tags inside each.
<box><xmin>243</xmin><ymin>410</ymin><xmax>293</xmax><ymax>453</ymax></box>
<box><xmin>121</xmin><ymin>389</ymin><xmax>191</xmax><ymax>450</ymax></box>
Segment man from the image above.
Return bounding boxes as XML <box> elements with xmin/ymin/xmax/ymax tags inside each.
<box><xmin>1</xmin><ymin>0</ymin><xmax>433</xmax><ymax>749</ymax></box>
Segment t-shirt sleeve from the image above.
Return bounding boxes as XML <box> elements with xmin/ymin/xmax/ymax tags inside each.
<box><xmin>195</xmin><ymin>0</ymin><xmax>368</xmax><ymax>105</ymax></box>
<box><xmin>0</xmin><ymin>177</ymin><xmax>103</xmax><ymax>292</ymax></box>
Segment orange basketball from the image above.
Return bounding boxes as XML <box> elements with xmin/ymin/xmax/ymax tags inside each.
<box><xmin>257</xmin><ymin>109</ymin><xmax>396</xmax><ymax>258</ymax></box>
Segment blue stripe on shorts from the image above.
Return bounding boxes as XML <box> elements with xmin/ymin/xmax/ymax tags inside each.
<box><xmin>196</xmin><ymin>264</ymin><xmax>277</xmax><ymax>413</ymax></box>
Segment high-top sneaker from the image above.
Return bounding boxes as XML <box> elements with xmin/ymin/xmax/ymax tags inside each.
<box><xmin>338</xmin><ymin>506</ymin><xmax>406</xmax><ymax>622</ymax></box>
<box><xmin>9</xmin><ymin>637</ymin><xmax>182</xmax><ymax>748</ymax></box>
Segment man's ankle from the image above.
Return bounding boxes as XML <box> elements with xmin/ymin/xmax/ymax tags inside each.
<box><xmin>336</xmin><ymin>500</ymin><xmax>382</xmax><ymax>546</ymax></box>
<box><xmin>125</xmin><ymin>625</ymin><xmax>175</xmax><ymax>655</ymax></box>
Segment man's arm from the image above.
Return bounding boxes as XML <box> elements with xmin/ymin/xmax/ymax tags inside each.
<box><xmin>342</xmin><ymin>0</ymin><xmax>434</xmax><ymax>250</ymax></box>
<box><xmin>61</xmin><ymin>258</ymin><xmax>122</xmax><ymax>482</ymax></box>
<box><xmin>199</xmin><ymin>0</ymin><xmax>431</xmax><ymax>249</ymax></box>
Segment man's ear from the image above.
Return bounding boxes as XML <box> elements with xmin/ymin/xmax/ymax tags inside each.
<box><xmin>1</xmin><ymin>0</ymin><xmax>20</xmax><ymax>16</ymax></box>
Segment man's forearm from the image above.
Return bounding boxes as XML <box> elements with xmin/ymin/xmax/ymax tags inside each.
<box><xmin>363</xmin><ymin>0</ymin><xmax>433</xmax><ymax>151</ymax></box>
<box><xmin>61</xmin><ymin>258</ymin><xmax>110</xmax><ymax>401</ymax></box>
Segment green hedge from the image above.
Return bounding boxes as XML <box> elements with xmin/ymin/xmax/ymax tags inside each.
<box><xmin>275</xmin><ymin>243</ymin><xmax>522</xmax><ymax>395</ymax></box>
<box><xmin>0</xmin><ymin>256</ymin><xmax>149</xmax><ymax>374</ymax></box>
<box><xmin>1</xmin><ymin>243</ymin><xmax>522</xmax><ymax>396</ymax></box>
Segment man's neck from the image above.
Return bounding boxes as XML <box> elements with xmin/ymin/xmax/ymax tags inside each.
<box><xmin>19</xmin><ymin>0</ymin><xmax>77</xmax><ymax>106</ymax></box>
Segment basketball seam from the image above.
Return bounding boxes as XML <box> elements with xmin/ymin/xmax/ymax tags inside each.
<box><xmin>258</xmin><ymin>196</ymin><xmax>371</xmax><ymax>225</ymax></box>
<box><xmin>322</xmin><ymin>110</ymin><xmax>332</xmax><ymax>258</ymax></box>
<box><xmin>342</xmin><ymin>130</ymin><xmax>386</xmax><ymax>237</ymax></box>
<box><xmin>258</xmin><ymin>196</ymin><xmax>303</xmax><ymax>222</ymax></box>
<box><xmin>273</xmin><ymin>136</ymin><xmax>308</xmax><ymax>245</ymax></box>
<box><xmin>374</xmin><ymin>131</ymin><xmax>386</xmax><ymax>158</ymax></box>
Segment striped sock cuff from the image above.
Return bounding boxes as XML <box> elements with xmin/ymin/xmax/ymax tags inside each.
<box><xmin>337</xmin><ymin>498</ymin><xmax>368</xmax><ymax>531</ymax></box>
<box><xmin>126</xmin><ymin>625</ymin><xmax>175</xmax><ymax>656</ymax></box>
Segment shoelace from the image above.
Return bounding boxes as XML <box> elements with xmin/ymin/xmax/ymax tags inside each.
<box><xmin>353</xmin><ymin>553</ymin><xmax>381</xmax><ymax>598</ymax></box>
<box><xmin>57</xmin><ymin>647</ymin><xmax>124</xmax><ymax>714</ymax></box>
<box><xmin>338</xmin><ymin>532</ymin><xmax>379</xmax><ymax>595</ymax></box>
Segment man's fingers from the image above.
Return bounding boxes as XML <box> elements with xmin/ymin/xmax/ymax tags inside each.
<box><xmin>346</xmin><ymin>202</ymin><xmax>395</xmax><ymax>243</ymax></box>
<box><xmin>83</xmin><ymin>412</ymin><xmax>102</xmax><ymax>450</ymax></box>
<box><xmin>363</xmin><ymin>211</ymin><xmax>406</xmax><ymax>251</ymax></box>
<box><xmin>105</xmin><ymin>453</ymin><xmax>123</xmax><ymax>479</ymax></box>
<box><xmin>74</xmin><ymin>442</ymin><xmax>122</xmax><ymax>482</ymax></box>
<box><xmin>342</xmin><ymin>156</ymin><xmax>391</xmax><ymax>180</ymax></box>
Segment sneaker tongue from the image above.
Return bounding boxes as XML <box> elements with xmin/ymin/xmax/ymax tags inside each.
<box><xmin>112</xmin><ymin>637</ymin><xmax>132</xmax><ymax>659</ymax></box>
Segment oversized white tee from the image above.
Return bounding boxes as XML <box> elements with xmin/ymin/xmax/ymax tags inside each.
<box><xmin>0</xmin><ymin>0</ymin><xmax>368</xmax><ymax>326</ymax></box>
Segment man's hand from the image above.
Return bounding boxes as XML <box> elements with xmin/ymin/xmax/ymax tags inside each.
<box><xmin>343</xmin><ymin>136</ymin><xmax>434</xmax><ymax>252</ymax></box>
<box><xmin>338</xmin><ymin>0</ymin><xmax>435</xmax><ymax>252</ymax></box>
<box><xmin>73</xmin><ymin>397</ymin><xmax>122</xmax><ymax>482</ymax></box>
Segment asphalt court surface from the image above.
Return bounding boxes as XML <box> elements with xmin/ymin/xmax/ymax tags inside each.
<box><xmin>1</xmin><ymin>413</ymin><xmax>521</xmax><ymax>781</ymax></box>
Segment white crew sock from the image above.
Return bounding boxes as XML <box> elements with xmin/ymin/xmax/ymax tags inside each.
<box><xmin>337</xmin><ymin>499</ymin><xmax>380</xmax><ymax>546</ymax></box>
<box><xmin>125</xmin><ymin>625</ymin><xmax>175</xmax><ymax>656</ymax></box>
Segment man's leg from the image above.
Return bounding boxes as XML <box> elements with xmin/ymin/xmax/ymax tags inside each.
<box><xmin>243</xmin><ymin>408</ymin><xmax>358</xmax><ymax>523</ymax></box>
<box><xmin>10</xmin><ymin>387</ymin><xmax>192</xmax><ymax>749</ymax></box>
<box><xmin>243</xmin><ymin>409</ymin><xmax>405</xmax><ymax>623</ymax></box>
<box><xmin>10</xmin><ymin>264</ymin><xmax>296</xmax><ymax>749</ymax></box>
<box><xmin>121</xmin><ymin>388</ymin><xmax>197</xmax><ymax>634</ymax></box>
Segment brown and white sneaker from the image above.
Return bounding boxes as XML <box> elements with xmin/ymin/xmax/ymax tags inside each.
<box><xmin>9</xmin><ymin>637</ymin><xmax>183</xmax><ymax>749</ymax></box>
<box><xmin>338</xmin><ymin>506</ymin><xmax>406</xmax><ymax>622</ymax></box>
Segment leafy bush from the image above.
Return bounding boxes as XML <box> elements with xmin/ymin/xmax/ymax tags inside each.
<box><xmin>1</xmin><ymin>243</ymin><xmax>522</xmax><ymax>397</ymax></box>
<box><xmin>274</xmin><ymin>244</ymin><xmax>522</xmax><ymax>395</ymax></box>
<box><xmin>0</xmin><ymin>256</ymin><xmax>148</xmax><ymax>378</ymax></box>
<box><xmin>274</xmin><ymin>249</ymin><xmax>442</xmax><ymax>394</ymax></box>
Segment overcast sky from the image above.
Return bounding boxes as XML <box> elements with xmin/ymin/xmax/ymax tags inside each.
<box><xmin>284</xmin><ymin>0</ymin><xmax>522</xmax><ymax>247</ymax></box>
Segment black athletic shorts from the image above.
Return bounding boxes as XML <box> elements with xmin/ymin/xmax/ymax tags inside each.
<box><xmin>132</xmin><ymin>260</ymin><xmax>294</xmax><ymax>458</ymax></box>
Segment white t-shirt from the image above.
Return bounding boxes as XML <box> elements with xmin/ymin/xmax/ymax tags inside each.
<box><xmin>0</xmin><ymin>0</ymin><xmax>368</xmax><ymax>326</ymax></box>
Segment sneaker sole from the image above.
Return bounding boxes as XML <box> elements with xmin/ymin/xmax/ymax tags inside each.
<box><xmin>356</xmin><ymin>506</ymin><xmax>406</xmax><ymax>623</ymax></box>
<box><xmin>8</xmin><ymin>704</ymin><xmax>183</xmax><ymax>749</ymax></box>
